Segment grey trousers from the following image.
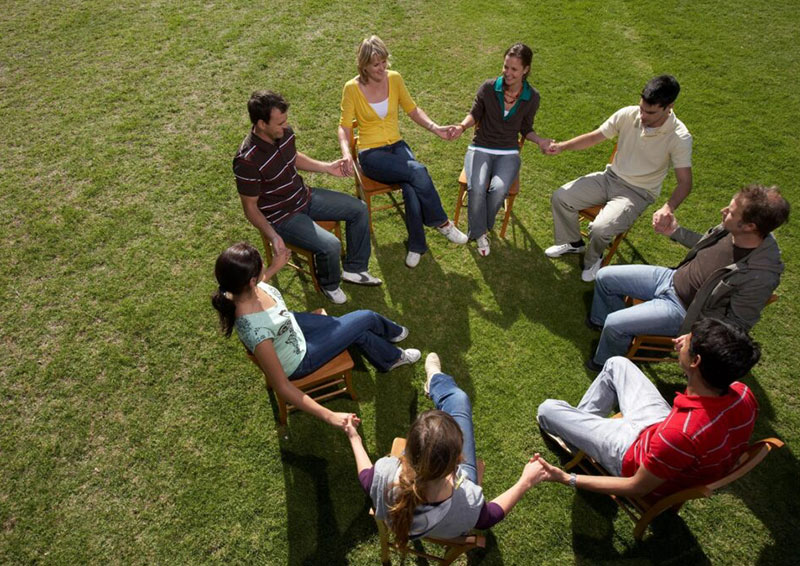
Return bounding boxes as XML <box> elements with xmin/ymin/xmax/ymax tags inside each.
<box><xmin>550</xmin><ymin>166</ymin><xmax>654</xmax><ymax>264</ymax></box>
<box><xmin>537</xmin><ymin>357</ymin><xmax>671</xmax><ymax>476</ymax></box>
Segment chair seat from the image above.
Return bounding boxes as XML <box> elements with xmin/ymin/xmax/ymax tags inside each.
<box><xmin>260</xmin><ymin>222</ymin><xmax>342</xmax><ymax>293</ymax></box>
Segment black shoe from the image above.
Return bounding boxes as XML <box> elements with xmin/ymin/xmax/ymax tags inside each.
<box><xmin>584</xmin><ymin>358</ymin><xmax>603</xmax><ymax>372</ymax></box>
<box><xmin>584</xmin><ymin>315</ymin><xmax>602</xmax><ymax>332</ymax></box>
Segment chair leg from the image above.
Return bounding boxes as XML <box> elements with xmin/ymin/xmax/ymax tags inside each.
<box><xmin>366</xmin><ymin>194</ymin><xmax>374</xmax><ymax>233</ymax></box>
<box><xmin>601</xmin><ymin>231</ymin><xmax>626</xmax><ymax>267</ymax></box>
<box><xmin>376</xmin><ymin>518</ymin><xmax>391</xmax><ymax>566</ymax></box>
<box><xmin>499</xmin><ymin>192</ymin><xmax>517</xmax><ymax>239</ymax></box>
<box><xmin>344</xmin><ymin>369</ymin><xmax>357</xmax><ymax>401</ymax></box>
<box><xmin>277</xmin><ymin>395</ymin><xmax>288</xmax><ymax>426</ymax></box>
<box><xmin>453</xmin><ymin>182</ymin><xmax>467</xmax><ymax>226</ymax></box>
<box><xmin>441</xmin><ymin>543</ymin><xmax>469</xmax><ymax>566</ymax></box>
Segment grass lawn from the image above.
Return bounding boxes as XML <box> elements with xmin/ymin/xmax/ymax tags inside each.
<box><xmin>2</xmin><ymin>1</ymin><xmax>799</xmax><ymax>564</ymax></box>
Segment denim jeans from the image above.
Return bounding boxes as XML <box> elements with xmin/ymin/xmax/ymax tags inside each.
<box><xmin>274</xmin><ymin>188</ymin><xmax>371</xmax><ymax>291</ymax></box>
<box><xmin>537</xmin><ymin>357</ymin><xmax>672</xmax><ymax>476</ymax></box>
<box><xmin>428</xmin><ymin>373</ymin><xmax>478</xmax><ymax>484</ymax></box>
<box><xmin>590</xmin><ymin>265</ymin><xmax>686</xmax><ymax>364</ymax></box>
<box><xmin>289</xmin><ymin>309</ymin><xmax>403</xmax><ymax>378</ymax></box>
<box><xmin>464</xmin><ymin>149</ymin><xmax>520</xmax><ymax>239</ymax></box>
<box><xmin>359</xmin><ymin>141</ymin><xmax>448</xmax><ymax>254</ymax></box>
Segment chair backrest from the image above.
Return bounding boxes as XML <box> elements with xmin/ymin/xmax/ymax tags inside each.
<box><xmin>706</xmin><ymin>437</ymin><xmax>784</xmax><ymax>491</ymax></box>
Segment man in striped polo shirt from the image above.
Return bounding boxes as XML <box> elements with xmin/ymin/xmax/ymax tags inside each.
<box><xmin>234</xmin><ymin>90</ymin><xmax>380</xmax><ymax>304</ymax></box>
<box><xmin>536</xmin><ymin>318</ymin><xmax>760</xmax><ymax>500</ymax></box>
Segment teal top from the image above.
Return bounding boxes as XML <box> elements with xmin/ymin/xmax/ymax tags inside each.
<box><xmin>234</xmin><ymin>283</ymin><xmax>306</xmax><ymax>376</ymax></box>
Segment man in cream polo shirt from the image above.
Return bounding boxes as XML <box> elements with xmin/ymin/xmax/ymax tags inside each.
<box><xmin>545</xmin><ymin>75</ymin><xmax>693</xmax><ymax>281</ymax></box>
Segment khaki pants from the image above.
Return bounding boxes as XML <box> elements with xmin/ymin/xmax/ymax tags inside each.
<box><xmin>550</xmin><ymin>166</ymin><xmax>654</xmax><ymax>264</ymax></box>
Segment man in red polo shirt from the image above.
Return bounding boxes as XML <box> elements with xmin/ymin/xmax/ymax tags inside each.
<box><xmin>536</xmin><ymin>318</ymin><xmax>760</xmax><ymax>499</ymax></box>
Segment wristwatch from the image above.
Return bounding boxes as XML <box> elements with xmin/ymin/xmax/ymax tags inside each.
<box><xmin>569</xmin><ymin>473</ymin><xmax>577</xmax><ymax>488</ymax></box>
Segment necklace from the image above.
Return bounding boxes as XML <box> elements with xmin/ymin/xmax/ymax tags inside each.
<box><xmin>503</xmin><ymin>88</ymin><xmax>521</xmax><ymax>104</ymax></box>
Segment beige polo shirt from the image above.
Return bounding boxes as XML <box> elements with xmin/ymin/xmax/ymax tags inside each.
<box><xmin>599</xmin><ymin>105</ymin><xmax>692</xmax><ymax>198</ymax></box>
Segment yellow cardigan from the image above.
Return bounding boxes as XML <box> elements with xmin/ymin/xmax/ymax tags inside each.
<box><xmin>339</xmin><ymin>70</ymin><xmax>417</xmax><ymax>150</ymax></box>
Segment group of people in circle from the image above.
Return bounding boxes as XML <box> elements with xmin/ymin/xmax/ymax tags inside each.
<box><xmin>215</xmin><ymin>34</ymin><xmax>790</xmax><ymax>547</ymax></box>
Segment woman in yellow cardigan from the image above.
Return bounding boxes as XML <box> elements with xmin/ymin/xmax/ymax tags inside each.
<box><xmin>337</xmin><ymin>35</ymin><xmax>467</xmax><ymax>268</ymax></box>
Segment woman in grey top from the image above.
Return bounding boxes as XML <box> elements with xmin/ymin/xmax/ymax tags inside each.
<box><xmin>343</xmin><ymin>353</ymin><xmax>547</xmax><ymax>543</ymax></box>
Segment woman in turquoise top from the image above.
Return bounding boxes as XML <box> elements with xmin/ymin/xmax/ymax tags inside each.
<box><xmin>211</xmin><ymin>242</ymin><xmax>420</xmax><ymax>429</ymax></box>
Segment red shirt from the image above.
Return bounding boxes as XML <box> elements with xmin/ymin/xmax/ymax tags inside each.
<box><xmin>233</xmin><ymin>127</ymin><xmax>311</xmax><ymax>225</ymax></box>
<box><xmin>622</xmin><ymin>382</ymin><xmax>758</xmax><ymax>499</ymax></box>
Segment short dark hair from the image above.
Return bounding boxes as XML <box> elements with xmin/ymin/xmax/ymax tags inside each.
<box><xmin>689</xmin><ymin>318</ymin><xmax>761</xmax><ymax>392</ymax></box>
<box><xmin>504</xmin><ymin>43</ymin><xmax>533</xmax><ymax>80</ymax></box>
<box><xmin>641</xmin><ymin>75</ymin><xmax>680</xmax><ymax>108</ymax></box>
<box><xmin>247</xmin><ymin>90</ymin><xmax>289</xmax><ymax>125</ymax></box>
<box><xmin>737</xmin><ymin>184</ymin><xmax>790</xmax><ymax>238</ymax></box>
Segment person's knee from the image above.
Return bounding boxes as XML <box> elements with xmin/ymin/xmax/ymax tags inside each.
<box><xmin>408</xmin><ymin>163</ymin><xmax>433</xmax><ymax>190</ymax></box>
<box><xmin>589</xmin><ymin>219</ymin><xmax>622</xmax><ymax>243</ymax></box>
<box><xmin>537</xmin><ymin>399</ymin><xmax>560</xmax><ymax>428</ymax></box>
<box><xmin>551</xmin><ymin>186</ymin><xmax>568</xmax><ymax>208</ymax></box>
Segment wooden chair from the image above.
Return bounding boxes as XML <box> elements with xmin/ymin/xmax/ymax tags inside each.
<box><xmin>374</xmin><ymin>437</ymin><xmax>486</xmax><ymax>565</ymax></box>
<box><xmin>348</xmin><ymin>120</ymin><xmax>404</xmax><ymax>232</ymax></box>
<box><xmin>452</xmin><ymin>132</ymin><xmax>525</xmax><ymax>239</ymax></box>
<box><xmin>260</xmin><ymin>222</ymin><xmax>342</xmax><ymax>293</ymax></box>
<box><xmin>562</xmin><ymin>434</ymin><xmax>784</xmax><ymax>540</ymax></box>
<box><xmin>625</xmin><ymin>294</ymin><xmax>779</xmax><ymax>363</ymax></box>
<box><xmin>578</xmin><ymin>144</ymin><xmax>626</xmax><ymax>267</ymax></box>
<box><xmin>244</xmin><ymin>308</ymin><xmax>356</xmax><ymax>426</ymax></box>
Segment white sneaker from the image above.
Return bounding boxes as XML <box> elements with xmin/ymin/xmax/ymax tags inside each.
<box><xmin>437</xmin><ymin>221</ymin><xmax>468</xmax><ymax>245</ymax></box>
<box><xmin>389</xmin><ymin>326</ymin><xmax>409</xmax><ymax>343</ymax></box>
<box><xmin>389</xmin><ymin>348</ymin><xmax>421</xmax><ymax>370</ymax></box>
<box><xmin>321</xmin><ymin>286</ymin><xmax>347</xmax><ymax>304</ymax></box>
<box><xmin>406</xmin><ymin>251</ymin><xmax>422</xmax><ymax>268</ymax></box>
<box><xmin>544</xmin><ymin>242</ymin><xmax>585</xmax><ymax>258</ymax></box>
<box><xmin>476</xmin><ymin>234</ymin><xmax>490</xmax><ymax>257</ymax></box>
<box><xmin>424</xmin><ymin>352</ymin><xmax>441</xmax><ymax>397</ymax></box>
<box><xmin>342</xmin><ymin>270</ymin><xmax>382</xmax><ymax>286</ymax></box>
<box><xmin>581</xmin><ymin>258</ymin><xmax>603</xmax><ymax>282</ymax></box>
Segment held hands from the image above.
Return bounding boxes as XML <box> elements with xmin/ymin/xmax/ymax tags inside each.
<box><xmin>652</xmin><ymin>204</ymin><xmax>678</xmax><ymax>236</ymax></box>
<box><xmin>333</xmin><ymin>412</ymin><xmax>362</xmax><ymax>433</ymax></box>
<box><xmin>431</xmin><ymin>124</ymin><xmax>452</xmax><ymax>141</ymax></box>
<box><xmin>545</xmin><ymin>141</ymin><xmax>564</xmax><ymax>156</ymax></box>
<box><xmin>534</xmin><ymin>455</ymin><xmax>571</xmax><ymax>484</ymax></box>
<box><xmin>329</xmin><ymin>157</ymin><xmax>353</xmax><ymax>177</ymax></box>
<box><xmin>536</xmin><ymin>138</ymin><xmax>555</xmax><ymax>154</ymax></box>
<box><xmin>519</xmin><ymin>454</ymin><xmax>548</xmax><ymax>489</ymax></box>
<box><xmin>443</xmin><ymin>124</ymin><xmax>464</xmax><ymax>141</ymax></box>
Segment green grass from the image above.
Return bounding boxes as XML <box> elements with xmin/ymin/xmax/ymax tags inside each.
<box><xmin>1</xmin><ymin>1</ymin><xmax>798</xmax><ymax>564</ymax></box>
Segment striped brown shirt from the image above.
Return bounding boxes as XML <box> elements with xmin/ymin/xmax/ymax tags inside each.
<box><xmin>233</xmin><ymin>127</ymin><xmax>311</xmax><ymax>225</ymax></box>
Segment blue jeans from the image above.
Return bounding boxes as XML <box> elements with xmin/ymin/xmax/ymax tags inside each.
<box><xmin>537</xmin><ymin>357</ymin><xmax>672</xmax><ymax>476</ymax></box>
<box><xmin>464</xmin><ymin>149</ymin><xmax>520</xmax><ymax>239</ymax></box>
<box><xmin>289</xmin><ymin>310</ymin><xmax>403</xmax><ymax>377</ymax></box>
<box><xmin>359</xmin><ymin>141</ymin><xmax>448</xmax><ymax>254</ymax></box>
<box><xmin>428</xmin><ymin>373</ymin><xmax>478</xmax><ymax>484</ymax></box>
<box><xmin>274</xmin><ymin>188</ymin><xmax>371</xmax><ymax>291</ymax></box>
<box><xmin>590</xmin><ymin>265</ymin><xmax>687</xmax><ymax>364</ymax></box>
